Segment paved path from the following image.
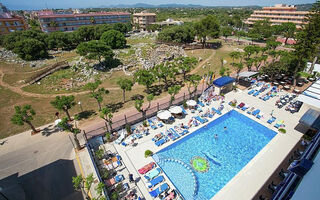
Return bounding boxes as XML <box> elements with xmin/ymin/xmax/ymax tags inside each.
<box><xmin>0</xmin><ymin>124</ymin><xmax>84</xmax><ymax>200</ymax></box>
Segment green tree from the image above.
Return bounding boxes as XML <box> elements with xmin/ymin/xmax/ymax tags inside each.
<box><xmin>11</xmin><ymin>104</ymin><xmax>38</xmax><ymax>133</ymax></box>
<box><xmin>134</xmin><ymin>94</ymin><xmax>154</xmax><ymax>120</ymax></box>
<box><xmin>153</xmin><ymin>63</ymin><xmax>175</xmax><ymax>90</ymax></box>
<box><xmin>113</xmin><ymin>23</ymin><xmax>131</xmax><ymax>34</ymax></box>
<box><xmin>75</xmin><ymin>25</ymin><xmax>95</xmax><ymax>42</ymax></box>
<box><xmin>58</xmin><ymin>117</ymin><xmax>81</xmax><ymax>150</ymax></box>
<box><xmin>235</xmin><ymin>30</ymin><xmax>246</xmax><ymax>44</ymax></box>
<box><xmin>280</xmin><ymin>22</ymin><xmax>296</xmax><ymax>45</ymax></box>
<box><xmin>46</xmin><ymin>31</ymin><xmax>72</xmax><ymax>50</ymax></box>
<box><xmin>233</xmin><ymin>63</ymin><xmax>244</xmax><ymax>80</ymax></box>
<box><xmin>100</xmin><ymin>30</ymin><xmax>126</xmax><ymax>49</ymax></box>
<box><xmin>50</xmin><ymin>95</ymin><xmax>76</xmax><ymax>121</ymax></box>
<box><xmin>76</xmin><ymin>40</ymin><xmax>114</xmax><ymax>65</ymax></box>
<box><xmin>134</xmin><ymin>69</ymin><xmax>156</xmax><ymax>93</ymax></box>
<box><xmin>72</xmin><ymin>173</ymin><xmax>95</xmax><ymax>199</ymax></box>
<box><xmin>186</xmin><ymin>74</ymin><xmax>201</xmax><ymax>98</ymax></box>
<box><xmin>229</xmin><ymin>51</ymin><xmax>242</xmax><ymax>64</ymax></box>
<box><xmin>194</xmin><ymin>15</ymin><xmax>220</xmax><ymax>48</ymax></box>
<box><xmin>243</xmin><ymin>45</ymin><xmax>261</xmax><ymax>71</ymax></box>
<box><xmin>85</xmin><ymin>80</ymin><xmax>109</xmax><ymax>111</ymax></box>
<box><xmin>248</xmin><ymin>20</ymin><xmax>272</xmax><ymax>42</ymax></box>
<box><xmin>117</xmin><ymin>78</ymin><xmax>134</xmax><ymax>103</ymax></box>
<box><xmin>100</xmin><ymin>107</ymin><xmax>113</xmax><ymax>131</ymax></box>
<box><xmin>14</xmin><ymin>38</ymin><xmax>48</xmax><ymax>61</ymax></box>
<box><xmin>221</xmin><ymin>26</ymin><xmax>233</xmax><ymax>42</ymax></box>
<box><xmin>168</xmin><ymin>85</ymin><xmax>181</xmax><ymax>106</ymax></box>
<box><xmin>147</xmin><ymin>24</ymin><xmax>160</xmax><ymax>32</ymax></box>
<box><xmin>175</xmin><ymin>56</ymin><xmax>198</xmax><ymax>81</ymax></box>
<box><xmin>157</xmin><ymin>24</ymin><xmax>195</xmax><ymax>44</ymax></box>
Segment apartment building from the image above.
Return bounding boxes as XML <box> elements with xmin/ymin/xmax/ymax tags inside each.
<box><xmin>133</xmin><ymin>12</ymin><xmax>156</xmax><ymax>31</ymax></box>
<box><xmin>37</xmin><ymin>10</ymin><xmax>130</xmax><ymax>33</ymax></box>
<box><xmin>245</xmin><ymin>4</ymin><xmax>309</xmax><ymax>28</ymax></box>
<box><xmin>0</xmin><ymin>13</ymin><xmax>27</xmax><ymax>35</ymax></box>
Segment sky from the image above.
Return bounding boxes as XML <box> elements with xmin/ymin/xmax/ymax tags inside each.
<box><xmin>2</xmin><ymin>0</ymin><xmax>317</xmax><ymax>10</ymax></box>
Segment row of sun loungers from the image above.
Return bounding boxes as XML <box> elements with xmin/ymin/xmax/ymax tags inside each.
<box><xmin>137</xmin><ymin>162</ymin><xmax>170</xmax><ymax>198</ymax></box>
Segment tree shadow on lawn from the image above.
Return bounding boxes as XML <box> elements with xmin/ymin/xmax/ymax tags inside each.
<box><xmin>78</xmin><ymin>110</ymin><xmax>96</xmax><ymax>120</ymax></box>
<box><xmin>92</xmin><ymin>58</ymin><xmax>122</xmax><ymax>72</ymax></box>
<box><xmin>105</xmin><ymin>102</ymin><xmax>124</xmax><ymax>113</ymax></box>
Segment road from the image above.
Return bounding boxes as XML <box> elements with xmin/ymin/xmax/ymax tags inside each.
<box><xmin>0</xmin><ymin>124</ymin><xmax>83</xmax><ymax>200</ymax></box>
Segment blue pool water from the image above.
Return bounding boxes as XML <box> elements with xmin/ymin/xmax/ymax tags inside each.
<box><xmin>153</xmin><ymin>110</ymin><xmax>277</xmax><ymax>200</ymax></box>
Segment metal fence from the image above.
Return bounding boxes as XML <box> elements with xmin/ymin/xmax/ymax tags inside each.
<box><xmin>84</xmin><ymin>90</ymin><xmax>203</xmax><ymax>140</ymax></box>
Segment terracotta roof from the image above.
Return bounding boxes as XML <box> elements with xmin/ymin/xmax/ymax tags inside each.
<box><xmin>133</xmin><ymin>13</ymin><xmax>156</xmax><ymax>16</ymax></box>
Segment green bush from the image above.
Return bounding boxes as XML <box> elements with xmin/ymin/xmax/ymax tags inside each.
<box><xmin>278</xmin><ymin>128</ymin><xmax>286</xmax><ymax>134</ymax></box>
<box><xmin>125</xmin><ymin>124</ymin><xmax>131</xmax><ymax>135</ymax></box>
<box><xmin>143</xmin><ymin>120</ymin><xmax>148</xmax><ymax>127</ymax></box>
<box><xmin>145</xmin><ymin>150</ymin><xmax>153</xmax><ymax>158</ymax></box>
<box><xmin>100</xmin><ymin>168</ymin><xmax>110</xmax><ymax>179</ymax></box>
<box><xmin>95</xmin><ymin>149</ymin><xmax>104</xmax><ymax>160</ymax></box>
<box><xmin>231</xmin><ymin>102</ymin><xmax>236</xmax><ymax>107</ymax></box>
<box><xmin>111</xmin><ymin>191</ymin><xmax>119</xmax><ymax>200</ymax></box>
<box><xmin>183</xmin><ymin>100</ymin><xmax>188</xmax><ymax>109</ymax></box>
<box><xmin>105</xmin><ymin>132</ymin><xmax>111</xmax><ymax>143</ymax></box>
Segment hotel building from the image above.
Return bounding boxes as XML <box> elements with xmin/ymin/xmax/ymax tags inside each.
<box><xmin>0</xmin><ymin>3</ymin><xmax>27</xmax><ymax>35</ymax></box>
<box><xmin>245</xmin><ymin>4</ymin><xmax>309</xmax><ymax>28</ymax></box>
<box><xmin>133</xmin><ymin>12</ymin><xmax>156</xmax><ymax>31</ymax></box>
<box><xmin>37</xmin><ymin>10</ymin><xmax>131</xmax><ymax>33</ymax></box>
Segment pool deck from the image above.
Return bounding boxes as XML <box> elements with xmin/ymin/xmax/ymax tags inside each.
<box><xmin>113</xmin><ymin>88</ymin><xmax>308</xmax><ymax>200</ymax></box>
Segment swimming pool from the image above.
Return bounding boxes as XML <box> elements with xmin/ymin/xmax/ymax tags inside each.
<box><xmin>153</xmin><ymin>110</ymin><xmax>277</xmax><ymax>200</ymax></box>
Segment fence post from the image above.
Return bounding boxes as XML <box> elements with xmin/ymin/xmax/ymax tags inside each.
<box><xmin>83</xmin><ymin>130</ymin><xmax>88</xmax><ymax>142</ymax></box>
<box><xmin>105</xmin><ymin>122</ymin><xmax>109</xmax><ymax>132</ymax></box>
<box><xmin>124</xmin><ymin>115</ymin><xmax>127</xmax><ymax>124</ymax></box>
<box><xmin>157</xmin><ymin>103</ymin><xmax>159</xmax><ymax>111</ymax></box>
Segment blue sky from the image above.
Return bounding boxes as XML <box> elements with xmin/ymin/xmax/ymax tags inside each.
<box><xmin>3</xmin><ymin>0</ymin><xmax>316</xmax><ymax>10</ymax></box>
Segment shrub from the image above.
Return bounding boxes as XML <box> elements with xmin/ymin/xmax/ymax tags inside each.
<box><xmin>95</xmin><ymin>149</ymin><xmax>104</xmax><ymax>160</ymax></box>
<box><xmin>105</xmin><ymin>132</ymin><xmax>111</xmax><ymax>143</ymax></box>
<box><xmin>231</xmin><ymin>102</ymin><xmax>236</xmax><ymax>107</ymax></box>
<box><xmin>143</xmin><ymin>120</ymin><xmax>148</xmax><ymax>127</ymax></box>
<box><xmin>125</xmin><ymin>124</ymin><xmax>131</xmax><ymax>135</ymax></box>
<box><xmin>100</xmin><ymin>168</ymin><xmax>110</xmax><ymax>179</ymax></box>
<box><xmin>278</xmin><ymin>128</ymin><xmax>286</xmax><ymax>134</ymax></box>
<box><xmin>145</xmin><ymin>150</ymin><xmax>153</xmax><ymax>158</ymax></box>
<box><xmin>183</xmin><ymin>100</ymin><xmax>187</xmax><ymax>109</ymax></box>
<box><xmin>111</xmin><ymin>191</ymin><xmax>119</xmax><ymax>200</ymax></box>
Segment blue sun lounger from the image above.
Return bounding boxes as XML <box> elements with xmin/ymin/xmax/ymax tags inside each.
<box><xmin>241</xmin><ymin>106</ymin><xmax>249</xmax><ymax>111</ymax></box>
<box><xmin>134</xmin><ymin>133</ymin><xmax>142</xmax><ymax>139</ymax></box>
<box><xmin>148</xmin><ymin>119</ymin><xmax>158</xmax><ymax>130</ymax></box>
<box><xmin>147</xmin><ymin>175</ymin><xmax>164</xmax><ymax>188</ymax></box>
<box><xmin>252</xmin><ymin>109</ymin><xmax>260</xmax><ymax>116</ymax></box>
<box><xmin>155</xmin><ymin>137</ymin><xmax>168</xmax><ymax>147</ymax></box>
<box><xmin>256</xmin><ymin>113</ymin><xmax>263</xmax><ymax>119</ymax></box>
<box><xmin>115</xmin><ymin>174</ymin><xmax>124</xmax><ymax>182</ymax></box>
<box><xmin>180</xmin><ymin>105</ymin><xmax>188</xmax><ymax>115</ymax></box>
<box><xmin>195</xmin><ymin>116</ymin><xmax>208</xmax><ymax>124</ymax></box>
<box><xmin>212</xmin><ymin>107</ymin><xmax>222</xmax><ymax>115</ymax></box>
<box><xmin>267</xmin><ymin>117</ymin><xmax>276</xmax><ymax>124</ymax></box>
<box><xmin>149</xmin><ymin>183</ymin><xmax>169</xmax><ymax>197</ymax></box>
<box><xmin>198</xmin><ymin>101</ymin><xmax>205</xmax><ymax>107</ymax></box>
<box><xmin>263</xmin><ymin>95</ymin><xmax>270</xmax><ymax>101</ymax></box>
<box><xmin>144</xmin><ymin>168</ymin><xmax>161</xmax><ymax>181</ymax></box>
<box><xmin>169</xmin><ymin>128</ymin><xmax>181</xmax><ymax>139</ymax></box>
<box><xmin>253</xmin><ymin>91</ymin><xmax>260</xmax><ymax>97</ymax></box>
<box><xmin>248</xmin><ymin>89</ymin><xmax>255</xmax><ymax>95</ymax></box>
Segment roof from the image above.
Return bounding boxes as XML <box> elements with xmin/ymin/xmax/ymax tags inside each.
<box><xmin>297</xmin><ymin>79</ymin><xmax>320</xmax><ymax>109</ymax></box>
<box><xmin>133</xmin><ymin>13</ymin><xmax>156</xmax><ymax>16</ymax></box>
<box><xmin>299</xmin><ymin>109</ymin><xmax>320</xmax><ymax>130</ymax></box>
<box><xmin>238</xmin><ymin>71</ymin><xmax>258</xmax><ymax>78</ymax></box>
<box><xmin>291</xmin><ymin>150</ymin><xmax>320</xmax><ymax>200</ymax></box>
<box><xmin>38</xmin><ymin>11</ymin><xmax>130</xmax><ymax>18</ymax></box>
<box><xmin>212</xmin><ymin>76</ymin><xmax>235</xmax><ymax>87</ymax></box>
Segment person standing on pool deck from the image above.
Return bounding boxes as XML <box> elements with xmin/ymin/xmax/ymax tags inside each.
<box><xmin>271</xmin><ymin>109</ymin><xmax>274</xmax><ymax>117</ymax></box>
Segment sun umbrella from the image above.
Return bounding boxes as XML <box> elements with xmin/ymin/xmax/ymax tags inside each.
<box><xmin>186</xmin><ymin>100</ymin><xmax>197</xmax><ymax>107</ymax></box>
<box><xmin>157</xmin><ymin>110</ymin><xmax>172</xmax><ymax>120</ymax></box>
<box><xmin>169</xmin><ymin>106</ymin><xmax>182</xmax><ymax>114</ymax></box>
<box><xmin>54</xmin><ymin>119</ymin><xmax>62</xmax><ymax>126</ymax></box>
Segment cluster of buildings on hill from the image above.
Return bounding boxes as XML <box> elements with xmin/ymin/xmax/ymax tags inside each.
<box><xmin>0</xmin><ymin>3</ymin><xmax>312</xmax><ymax>35</ymax></box>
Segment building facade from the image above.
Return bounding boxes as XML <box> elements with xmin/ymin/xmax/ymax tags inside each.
<box><xmin>0</xmin><ymin>13</ymin><xmax>27</xmax><ymax>35</ymax></box>
<box><xmin>133</xmin><ymin>12</ymin><xmax>156</xmax><ymax>31</ymax></box>
<box><xmin>37</xmin><ymin>10</ymin><xmax>130</xmax><ymax>33</ymax></box>
<box><xmin>245</xmin><ymin>4</ymin><xmax>309</xmax><ymax>28</ymax></box>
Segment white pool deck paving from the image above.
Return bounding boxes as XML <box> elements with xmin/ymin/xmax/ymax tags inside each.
<box><xmin>111</xmin><ymin>88</ymin><xmax>310</xmax><ymax>200</ymax></box>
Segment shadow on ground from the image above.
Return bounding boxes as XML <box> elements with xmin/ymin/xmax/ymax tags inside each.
<box><xmin>0</xmin><ymin>159</ymin><xmax>83</xmax><ymax>200</ymax></box>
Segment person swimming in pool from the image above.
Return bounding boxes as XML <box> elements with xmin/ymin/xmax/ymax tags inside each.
<box><xmin>214</xmin><ymin>134</ymin><xmax>218</xmax><ymax>139</ymax></box>
<box><xmin>224</xmin><ymin>126</ymin><xmax>227</xmax><ymax>132</ymax></box>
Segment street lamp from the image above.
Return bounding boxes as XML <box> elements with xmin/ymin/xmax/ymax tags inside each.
<box><xmin>78</xmin><ymin>101</ymin><xmax>83</xmax><ymax>112</ymax></box>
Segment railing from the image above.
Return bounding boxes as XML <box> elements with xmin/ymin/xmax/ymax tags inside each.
<box><xmin>85</xmin><ymin>143</ymin><xmax>110</xmax><ymax>200</ymax></box>
<box><xmin>84</xmin><ymin>90</ymin><xmax>204</xmax><ymax>139</ymax></box>
<box><xmin>271</xmin><ymin>130</ymin><xmax>320</xmax><ymax>200</ymax></box>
